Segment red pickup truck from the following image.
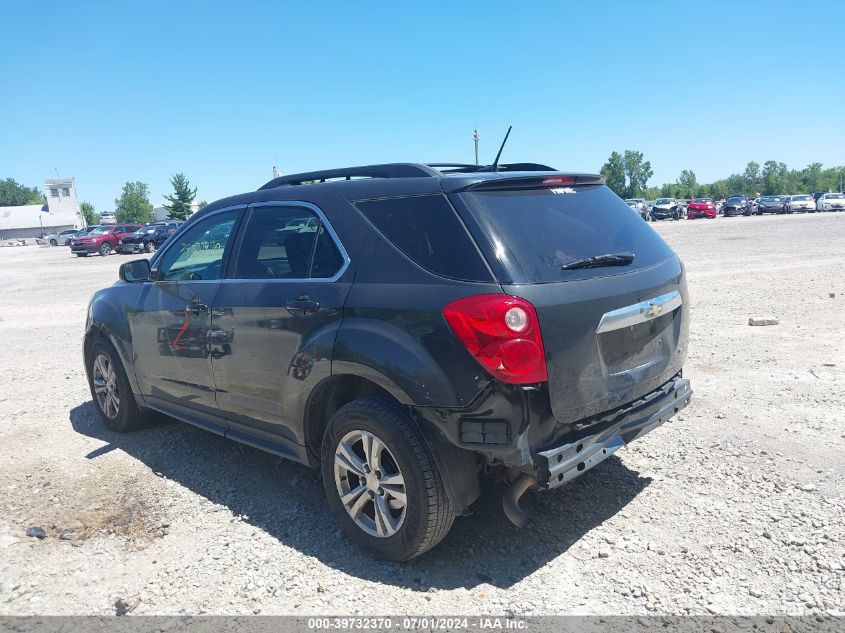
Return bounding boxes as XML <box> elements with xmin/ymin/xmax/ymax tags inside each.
<box><xmin>70</xmin><ymin>224</ymin><xmax>142</xmax><ymax>257</ymax></box>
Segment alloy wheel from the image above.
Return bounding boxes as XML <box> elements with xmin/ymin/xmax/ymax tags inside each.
<box><xmin>334</xmin><ymin>430</ymin><xmax>407</xmax><ymax>538</ymax></box>
<box><xmin>92</xmin><ymin>353</ymin><xmax>120</xmax><ymax>419</ymax></box>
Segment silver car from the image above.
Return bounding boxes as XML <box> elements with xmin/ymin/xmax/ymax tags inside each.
<box><xmin>43</xmin><ymin>228</ymin><xmax>82</xmax><ymax>246</ymax></box>
<box><xmin>786</xmin><ymin>194</ymin><xmax>814</xmax><ymax>213</ymax></box>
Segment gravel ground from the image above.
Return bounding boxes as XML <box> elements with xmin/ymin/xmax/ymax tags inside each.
<box><xmin>0</xmin><ymin>213</ymin><xmax>843</xmax><ymax>616</ymax></box>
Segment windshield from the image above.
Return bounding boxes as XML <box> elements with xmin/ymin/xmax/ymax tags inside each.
<box><xmin>88</xmin><ymin>227</ymin><xmax>113</xmax><ymax>235</ymax></box>
<box><xmin>826</xmin><ymin>193</ymin><xmax>845</xmax><ymax>199</ymax></box>
<box><xmin>656</xmin><ymin>198</ymin><xmax>671</xmax><ymax>205</ymax></box>
<box><xmin>693</xmin><ymin>198</ymin><xmax>711</xmax><ymax>203</ymax></box>
<box><xmin>455</xmin><ymin>185</ymin><xmax>675</xmax><ymax>283</ymax></box>
<box><xmin>727</xmin><ymin>196</ymin><xmax>745</xmax><ymax>203</ymax></box>
<box><xmin>792</xmin><ymin>195</ymin><xmax>811</xmax><ymax>201</ymax></box>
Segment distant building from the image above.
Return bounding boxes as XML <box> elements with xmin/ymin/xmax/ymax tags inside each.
<box><xmin>0</xmin><ymin>178</ymin><xmax>83</xmax><ymax>240</ymax></box>
<box><xmin>153</xmin><ymin>202</ymin><xmax>201</xmax><ymax>222</ymax></box>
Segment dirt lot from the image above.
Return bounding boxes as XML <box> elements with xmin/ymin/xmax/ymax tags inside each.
<box><xmin>0</xmin><ymin>213</ymin><xmax>843</xmax><ymax>616</ymax></box>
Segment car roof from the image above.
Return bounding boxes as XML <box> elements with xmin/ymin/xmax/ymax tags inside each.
<box><xmin>196</xmin><ymin>163</ymin><xmax>605</xmax><ymax>217</ymax></box>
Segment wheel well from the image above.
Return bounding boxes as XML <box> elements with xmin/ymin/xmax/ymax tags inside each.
<box><xmin>304</xmin><ymin>374</ymin><xmax>397</xmax><ymax>463</ymax></box>
<box><xmin>83</xmin><ymin>326</ymin><xmax>109</xmax><ymax>365</ymax></box>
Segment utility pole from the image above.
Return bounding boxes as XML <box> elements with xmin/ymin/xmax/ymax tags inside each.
<box><xmin>473</xmin><ymin>129</ymin><xmax>479</xmax><ymax>165</ymax></box>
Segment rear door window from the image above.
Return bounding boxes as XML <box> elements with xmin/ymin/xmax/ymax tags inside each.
<box><xmin>455</xmin><ymin>185</ymin><xmax>675</xmax><ymax>284</ymax></box>
<box><xmin>354</xmin><ymin>194</ymin><xmax>492</xmax><ymax>281</ymax></box>
<box><xmin>232</xmin><ymin>205</ymin><xmax>346</xmax><ymax>280</ymax></box>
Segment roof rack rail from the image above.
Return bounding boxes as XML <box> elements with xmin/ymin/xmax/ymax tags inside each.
<box><xmin>259</xmin><ymin>163</ymin><xmax>439</xmax><ymax>190</ymax></box>
<box><xmin>426</xmin><ymin>162</ymin><xmax>557</xmax><ymax>174</ymax></box>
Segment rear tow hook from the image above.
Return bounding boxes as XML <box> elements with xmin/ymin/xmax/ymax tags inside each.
<box><xmin>503</xmin><ymin>473</ymin><xmax>537</xmax><ymax>528</ymax></box>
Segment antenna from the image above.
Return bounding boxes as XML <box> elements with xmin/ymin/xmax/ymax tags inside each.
<box><xmin>473</xmin><ymin>128</ymin><xmax>480</xmax><ymax>165</ymax></box>
<box><xmin>490</xmin><ymin>126</ymin><xmax>512</xmax><ymax>172</ymax></box>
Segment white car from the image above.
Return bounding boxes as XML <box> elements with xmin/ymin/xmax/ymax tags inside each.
<box><xmin>816</xmin><ymin>192</ymin><xmax>845</xmax><ymax>212</ymax></box>
<box><xmin>625</xmin><ymin>198</ymin><xmax>649</xmax><ymax>218</ymax></box>
<box><xmin>786</xmin><ymin>194</ymin><xmax>814</xmax><ymax>213</ymax></box>
<box><xmin>99</xmin><ymin>212</ymin><xmax>117</xmax><ymax>225</ymax></box>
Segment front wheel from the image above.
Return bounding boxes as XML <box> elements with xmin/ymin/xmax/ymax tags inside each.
<box><xmin>86</xmin><ymin>339</ymin><xmax>147</xmax><ymax>432</ymax></box>
<box><xmin>321</xmin><ymin>399</ymin><xmax>455</xmax><ymax>561</ymax></box>
<box><xmin>144</xmin><ymin>241</ymin><xmax>156</xmax><ymax>253</ymax></box>
<box><xmin>49</xmin><ymin>239</ymin><xmax>58</xmax><ymax>246</ymax></box>
<box><xmin>100</xmin><ymin>243</ymin><xmax>112</xmax><ymax>256</ymax></box>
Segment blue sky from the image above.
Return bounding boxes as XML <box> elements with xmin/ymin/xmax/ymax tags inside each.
<box><xmin>2</xmin><ymin>0</ymin><xmax>843</xmax><ymax>210</ymax></box>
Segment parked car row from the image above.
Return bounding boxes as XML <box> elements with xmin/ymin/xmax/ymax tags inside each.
<box><xmin>68</xmin><ymin>221</ymin><xmax>182</xmax><ymax>257</ymax></box>
<box><xmin>626</xmin><ymin>191</ymin><xmax>845</xmax><ymax>222</ymax></box>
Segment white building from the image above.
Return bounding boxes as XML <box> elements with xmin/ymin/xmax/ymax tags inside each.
<box><xmin>0</xmin><ymin>178</ymin><xmax>83</xmax><ymax>240</ymax></box>
<box><xmin>153</xmin><ymin>202</ymin><xmax>201</xmax><ymax>222</ymax></box>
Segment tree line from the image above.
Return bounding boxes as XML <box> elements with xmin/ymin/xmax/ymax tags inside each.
<box><xmin>0</xmin><ymin>174</ymin><xmax>207</xmax><ymax>226</ymax></box>
<box><xmin>601</xmin><ymin>152</ymin><xmax>845</xmax><ymax>200</ymax></box>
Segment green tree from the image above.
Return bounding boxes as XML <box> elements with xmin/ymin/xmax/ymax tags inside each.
<box><xmin>162</xmin><ymin>173</ymin><xmax>197</xmax><ymax>221</ymax></box>
<box><xmin>0</xmin><ymin>178</ymin><xmax>44</xmax><ymax>206</ymax></box>
<box><xmin>80</xmin><ymin>201</ymin><xmax>99</xmax><ymax>227</ymax></box>
<box><xmin>197</xmin><ymin>200</ymin><xmax>208</xmax><ymax>210</ymax></box>
<box><xmin>114</xmin><ymin>181</ymin><xmax>154</xmax><ymax>224</ymax></box>
<box><xmin>600</xmin><ymin>151</ymin><xmax>626</xmax><ymax>197</ymax></box>
<box><xmin>621</xmin><ymin>150</ymin><xmax>653</xmax><ymax>198</ymax></box>
<box><xmin>675</xmin><ymin>169</ymin><xmax>697</xmax><ymax>198</ymax></box>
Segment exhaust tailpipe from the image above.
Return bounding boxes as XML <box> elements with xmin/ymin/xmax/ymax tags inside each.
<box><xmin>503</xmin><ymin>472</ymin><xmax>536</xmax><ymax>528</ymax></box>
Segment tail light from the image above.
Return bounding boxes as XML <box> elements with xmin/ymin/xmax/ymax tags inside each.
<box><xmin>443</xmin><ymin>294</ymin><xmax>548</xmax><ymax>384</ymax></box>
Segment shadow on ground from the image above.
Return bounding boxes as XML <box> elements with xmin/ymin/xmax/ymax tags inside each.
<box><xmin>70</xmin><ymin>401</ymin><xmax>651</xmax><ymax>590</ymax></box>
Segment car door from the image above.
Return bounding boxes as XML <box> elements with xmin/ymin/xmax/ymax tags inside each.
<box><xmin>128</xmin><ymin>207</ymin><xmax>243</xmax><ymax>433</ymax></box>
<box><xmin>210</xmin><ymin>202</ymin><xmax>352</xmax><ymax>455</ymax></box>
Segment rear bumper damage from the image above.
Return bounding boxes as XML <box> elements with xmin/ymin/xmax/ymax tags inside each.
<box><xmin>502</xmin><ymin>374</ymin><xmax>692</xmax><ymax>526</ymax></box>
<box><xmin>537</xmin><ymin>376</ymin><xmax>692</xmax><ymax>489</ymax></box>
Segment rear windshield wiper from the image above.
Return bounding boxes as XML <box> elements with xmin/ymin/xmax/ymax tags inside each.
<box><xmin>561</xmin><ymin>252</ymin><xmax>635</xmax><ymax>270</ymax></box>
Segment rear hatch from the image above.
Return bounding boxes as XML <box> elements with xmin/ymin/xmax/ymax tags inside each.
<box><xmin>450</xmin><ymin>179</ymin><xmax>689</xmax><ymax>425</ymax></box>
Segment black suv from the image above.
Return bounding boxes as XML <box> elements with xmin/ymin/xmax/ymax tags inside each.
<box><xmin>723</xmin><ymin>195</ymin><xmax>752</xmax><ymax>217</ymax></box>
<box><xmin>84</xmin><ymin>163</ymin><xmax>691</xmax><ymax>560</ymax></box>
<box><xmin>116</xmin><ymin>222</ymin><xmax>182</xmax><ymax>254</ymax></box>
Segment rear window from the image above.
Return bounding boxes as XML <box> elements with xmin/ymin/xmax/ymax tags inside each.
<box><xmin>354</xmin><ymin>194</ymin><xmax>492</xmax><ymax>281</ymax></box>
<box><xmin>456</xmin><ymin>185</ymin><xmax>675</xmax><ymax>284</ymax></box>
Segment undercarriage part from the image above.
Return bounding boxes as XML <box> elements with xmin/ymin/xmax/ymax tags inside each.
<box><xmin>502</xmin><ymin>472</ymin><xmax>536</xmax><ymax>528</ymax></box>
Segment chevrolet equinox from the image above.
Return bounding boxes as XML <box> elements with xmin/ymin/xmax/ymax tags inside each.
<box><xmin>84</xmin><ymin>162</ymin><xmax>692</xmax><ymax>560</ymax></box>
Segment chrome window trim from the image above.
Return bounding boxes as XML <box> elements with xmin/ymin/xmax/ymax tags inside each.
<box><xmin>596</xmin><ymin>290</ymin><xmax>682</xmax><ymax>334</ymax></box>
<box><xmin>225</xmin><ymin>200</ymin><xmax>350</xmax><ymax>284</ymax></box>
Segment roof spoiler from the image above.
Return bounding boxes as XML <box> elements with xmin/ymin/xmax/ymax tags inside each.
<box><xmin>456</xmin><ymin>173</ymin><xmax>606</xmax><ymax>191</ymax></box>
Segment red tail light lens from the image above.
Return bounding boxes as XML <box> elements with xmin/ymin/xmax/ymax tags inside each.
<box><xmin>443</xmin><ymin>295</ymin><xmax>548</xmax><ymax>384</ymax></box>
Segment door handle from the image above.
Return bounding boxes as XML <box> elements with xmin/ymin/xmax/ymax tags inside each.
<box><xmin>286</xmin><ymin>297</ymin><xmax>320</xmax><ymax>317</ymax></box>
<box><xmin>187</xmin><ymin>302</ymin><xmax>208</xmax><ymax>315</ymax></box>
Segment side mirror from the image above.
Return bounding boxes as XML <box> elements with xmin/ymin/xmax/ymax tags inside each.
<box><xmin>119</xmin><ymin>259</ymin><xmax>151</xmax><ymax>282</ymax></box>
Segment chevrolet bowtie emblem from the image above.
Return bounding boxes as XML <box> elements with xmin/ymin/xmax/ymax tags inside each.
<box><xmin>645</xmin><ymin>302</ymin><xmax>664</xmax><ymax>318</ymax></box>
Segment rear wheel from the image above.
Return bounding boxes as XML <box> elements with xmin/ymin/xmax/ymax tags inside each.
<box><xmin>144</xmin><ymin>241</ymin><xmax>156</xmax><ymax>253</ymax></box>
<box><xmin>49</xmin><ymin>239</ymin><xmax>58</xmax><ymax>246</ymax></box>
<box><xmin>86</xmin><ymin>339</ymin><xmax>147</xmax><ymax>432</ymax></box>
<box><xmin>321</xmin><ymin>399</ymin><xmax>455</xmax><ymax>561</ymax></box>
<box><xmin>100</xmin><ymin>243</ymin><xmax>112</xmax><ymax>256</ymax></box>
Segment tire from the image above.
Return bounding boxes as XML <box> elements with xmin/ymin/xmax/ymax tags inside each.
<box><xmin>86</xmin><ymin>338</ymin><xmax>147</xmax><ymax>432</ymax></box>
<box><xmin>49</xmin><ymin>239</ymin><xmax>58</xmax><ymax>246</ymax></box>
<box><xmin>145</xmin><ymin>241</ymin><xmax>155</xmax><ymax>253</ymax></box>
<box><xmin>100</xmin><ymin>243</ymin><xmax>112</xmax><ymax>256</ymax></box>
<box><xmin>321</xmin><ymin>399</ymin><xmax>455</xmax><ymax>561</ymax></box>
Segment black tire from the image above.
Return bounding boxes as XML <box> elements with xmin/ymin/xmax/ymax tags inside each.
<box><xmin>100</xmin><ymin>243</ymin><xmax>112</xmax><ymax>256</ymax></box>
<box><xmin>321</xmin><ymin>398</ymin><xmax>455</xmax><ymax>561</ymax></box>
<box><xmin>49</xmin><ymin>239</ymin><xmax>58</xmax><ymax>246</ymax></box>
<box><xmin>85</xmin><ymin>338</ymin><xmax>147</xmax><ymax>432</ymax></box>
<box><xmin>145</xmin><ymin>241</ymin><xmax>155</xmax><ymax>253</ymax></box>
